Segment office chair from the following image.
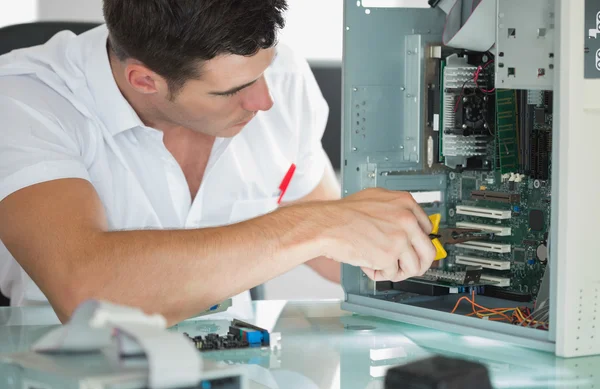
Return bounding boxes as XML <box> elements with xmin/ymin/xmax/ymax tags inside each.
<box><xmin>0</xmin><ymin>21</ymin><xmax>99</xmax><ymax>56</ymax></box>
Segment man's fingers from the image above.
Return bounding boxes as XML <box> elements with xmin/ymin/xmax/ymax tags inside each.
<box><xmin>397</xmin><ymin>247</ymin><xmax>420</xmax><ymax>280</ymax></box>
<box><xmin>362</xmin><ymin>267</ymin><xmax>397</xmax><ymax>282</ymax></box>
<box><xmin>380</xmin><ymin>260</ymin><xmax>401</xmax><ymax>282</ymax></box>
<box><xmin>410</xmin><ymin>232</ymin><xmax>437</xmax><ymax>275</ymax></box>
<box><xmin>408</xmin><ymin>202</ymin><xmax>433</xmax><ymax>234</ymax></box>
<box><xmin>361</xmin><ymin>267</ymin><xmax>377</xmax><ymax>281</ymax></box>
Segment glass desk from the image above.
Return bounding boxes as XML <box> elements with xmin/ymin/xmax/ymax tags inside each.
<box><xmin>0</xmin><ymin>300</ymin><xmax>598</xmax><ymax>389</ymax></box>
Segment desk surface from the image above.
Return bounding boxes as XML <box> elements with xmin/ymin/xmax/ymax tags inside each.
<box><xmin>0</xmin><ymin>300</ymin><xmax>598</xmax><ymax>389</ymax></box>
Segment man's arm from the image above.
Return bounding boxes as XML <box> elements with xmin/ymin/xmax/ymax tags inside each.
<box><xmin>0</xmin><ymin>179</ymin><xmax>322</xmax><ymax>326</ymax></box>
<box><xmin>0</xmin><ymin>178</ymin><xmax>435</xmax><ymax>326</ymax></box>
<box><xmin>282</xmin><ymin>157</ymin><xmax>342</xmax><ymax>283</ymax></box>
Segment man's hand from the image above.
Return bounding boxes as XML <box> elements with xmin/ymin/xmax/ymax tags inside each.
<box><xmin>281</xmin><ymin>158</ymin><xmax>342</xmax><ymax>283</ymax></box>
<box><xmin>284</xmin><ymin>188</ymin><xmax>435</xmax><ymax>283</ymax></box>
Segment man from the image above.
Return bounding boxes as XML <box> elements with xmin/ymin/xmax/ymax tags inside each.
<box><xmin>0</xmin><ymin>0</ymin><xmax>435</xmax><ymax>326</ymax></box>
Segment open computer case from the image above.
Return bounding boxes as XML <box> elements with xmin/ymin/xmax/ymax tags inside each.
<box><xmin>341</xmin><ymin>0</ymin><xmax>600</xmax><ymax>358</ymax></box>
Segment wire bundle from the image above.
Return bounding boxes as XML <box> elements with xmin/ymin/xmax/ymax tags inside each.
<box><xmin>451</xmin><ymin>291</ymin><xmax>549</xmax><ymax>329</ymax></box>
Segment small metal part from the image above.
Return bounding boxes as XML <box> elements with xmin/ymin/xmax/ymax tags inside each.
<box><xmin>431</xmin><ymin>228</ymin><xmax>492</xmax><ymax>245</ymax></box>
<box><xmin>427</xmin><ymin>136</ymin><xmax>434</xmax><ymax>168</ymax></box>
<box><xmin>533</xmin><ymin>179</ymin><xmax>541</xmax><ymax>189</ymax></box>
<box><xmin>537</xmin><ymin>244</ymin><xmax>548</xmax><ymax>263</ymax></box>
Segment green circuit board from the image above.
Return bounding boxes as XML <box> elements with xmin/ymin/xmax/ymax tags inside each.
<box><xmin>444</xmin><ymin>170</ymin><xmax>550</xmax><ymax>298</ymax></box>
<box><xmin>410</xmin><ymin>82</ymin><xmax>552</xmax><ymax>302</ymax></box>
<box><xmin>437</xmin><ymin>87</ymin><xmax>553</xmax><ymax>300</ymax></box>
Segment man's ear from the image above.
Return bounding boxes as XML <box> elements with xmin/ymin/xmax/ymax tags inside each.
<box><xmin>125</xmin><ymin>63</ymin><xmax>168</xmax><ymax>95</ymax></box>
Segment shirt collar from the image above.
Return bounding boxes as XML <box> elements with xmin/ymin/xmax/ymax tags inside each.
<box><xmin>82</xmin><ymin>25</ymin><xmax>144</xmax><ymax>136</ymax></box>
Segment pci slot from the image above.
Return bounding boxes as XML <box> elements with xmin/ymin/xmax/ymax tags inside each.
<box><xmin>455</xmin><ymin>222</ymin><xmax>512</xmax><ymax>236</ymax></box>
<box><xmin>470</xmin><ymin>191</ymin><xmax>520</xmax><ymax>204</ymax></box>
<box><xmin>455</xmin><ymin>205</ymin><xmax>512</xmax><ymax>220</ymax></box>
<box><xmin>480</xmin><ymin>274</ymin><xmax>511</xmax><ymax>287</ymax></box>
<box><xmin>455</xmin><ymin>241</ymin><xmax>511</xmax><ymax>254</ymax></box>
<box><xmin>455</xmin><ymin>255</ymin><xmax>511</xmax><ymax>270</ymax></box>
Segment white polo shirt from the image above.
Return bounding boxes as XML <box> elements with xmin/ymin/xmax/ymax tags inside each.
<box><xmin>0</xmin><ymin>25</ymin><xmax>329</xmax><ymax>311</ymax></box>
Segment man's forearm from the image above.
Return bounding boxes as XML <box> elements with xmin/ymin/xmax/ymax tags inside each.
<box><xmin>306</xmin><ymin>256</ymin><xmax>341</xmax><ymax>284</ymax></box>
<box><xmin>52</xmin><ymin>207</ymin><xmax>323</xmax><ymax>326</ymax></box>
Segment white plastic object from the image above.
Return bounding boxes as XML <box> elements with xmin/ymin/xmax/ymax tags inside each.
<box><xmin>31</xmin><ymin>300</ymin><xmax>203</xmax><ymax>389</ymax></box>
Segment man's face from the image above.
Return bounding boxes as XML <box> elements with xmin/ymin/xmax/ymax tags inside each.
<box><xmin>154</xmin><ymin>48</ymin><xmax>276</xmax><ymax>138</ymax></box>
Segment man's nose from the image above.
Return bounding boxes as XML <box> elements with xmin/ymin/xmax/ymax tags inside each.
<box><xmin>241</xmin><ymin>77</ymin><xmax>274</xmax><ymax>112</ymax></box>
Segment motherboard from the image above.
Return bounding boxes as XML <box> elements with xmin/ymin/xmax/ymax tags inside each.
<box><xmin>404</xmin><ymin>51</ymin><xmax>553</xmax><ymax>304</ymax></box>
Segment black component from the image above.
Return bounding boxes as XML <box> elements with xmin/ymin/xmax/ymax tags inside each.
<box><xmin>525</xmin><ymin>104</ymin><xmax>534</xmax><ymax>172</ymax></box>
<box><xmin>535</xmin><ymin>107</ymin><xmax>546</xmax><ymax>125</ymax></box>
<box><xmin>514</xmin><ymin>249</ymin><xmax>526</xmax><ymax>263</ymax></box>
<box><xmin>464</xmin><ymin>267</ymin><xmax>483</xmax><ymax>285</ymax></box>
<box><xmin>200</xmin><ymin>376</ymin><xmax>242</xmax><ymax>389</ymax></box>
<box><xmin>185</xmin><ymin>332</ymin><xmax>250</xmax><ymax>351</ymax></box>
<box><xmin>428</xmin><ymin>0</ymin><xmax>443</xmax><ymax>7</ymax></box>
<box><xmin>471</xmin><ymin>190</ymin><xmax>520</xmax><ymax>203</ymax></box>
<box><xmin>429</xmin><ymin>60</ymin><xmax>442</xmax><ymax>163</ymax></box>
<box><xmin>516</xmin><ymin>90</ymin><xmax>535</xmax><ymax>173</ymax></box>
<box><xmin>428</xmin><ymin>83</ymin><xmax>439</xmax><ymax>129</ymax></box>
<box><xmin>454</xmin><ymin>93</ymin><xmax>491</xmax><ymax>134</ymax></box>
<box><xmin>394</xmin><ymin>281</ymin><xmax>450</xmax><ymax>296</ymax></box>
<box><xmin>482</xmin><ymin>286</ymin><xmax>532</xmax><ymax>302</ymax></box>
<box><xmin>523</xmin><ymin>240</ymin><xmax>538</xmax><ymax>246</ymax></box>
<box><xmin>384</xmin><ymin>356</ymin><xmax>493</xmax><ymax>389</ymax></box>
<box><xmin>509</xmin><ymin>181</ymin><xmax>515</xmax><ymax>190</ymax></box>
<box><xmin>531</xmin><ymin>131</ymin><xmax>551</xmax><ymax>179</ymax></box>
<box><xmin>183</xmin><ymin>319</ymin><xmax>271</xmax><ymax>352</ymax></box>
<box><xmin>377</xmin><ymin>281</ymin><xmax>394</xmax><ymax>291</ymax></box>
<box><xmin>545</xmin><ymin>91</ymin><xmax>553</xmax><ymax>113</ymax></box>
<box><xmin>529</xmin><ymin>209</ymin><xmax>545</xmax><ymax>231</ymax></box>
<box><xmin>465</xmin><ymin>157</ymin><xmax>492</xmax><ymax>171</ymax></box>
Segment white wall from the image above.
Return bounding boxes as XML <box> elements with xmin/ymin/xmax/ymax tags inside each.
<box><xmin>280</xmin><ymin>0</ymin><xmax>343</xmax><ymax>61</ymax></box>
<box><xmin>34</xmin><ymin>0</ymin><xmax>344</xmax><ymax>61</ymax></box>
<box><xmin>37</xmin><ymin>0</ymin><xmax>103</xmax><ymax>22</ymax></box>
<box><xmin>0</xmin><ymin>0</ymin><xmax>37</xmax><ymax>28</ymax></box>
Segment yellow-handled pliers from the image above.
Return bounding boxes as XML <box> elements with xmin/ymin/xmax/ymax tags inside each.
<box><xmin>428</xmin><ymin>213</ymin><xmax>492</xmax><ymax>261</ymax></box>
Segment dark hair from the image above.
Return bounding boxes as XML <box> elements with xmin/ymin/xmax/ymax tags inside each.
<box><xmin>103</xmin><ymin>0</ymin><xmax>288</xmax><ymax>96</ymax></box>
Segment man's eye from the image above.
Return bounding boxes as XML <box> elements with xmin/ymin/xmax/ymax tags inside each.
<box><xmin>223</xmin><ymin>90</ymin><xmax>240</xmax><ymax>97</ymax></box>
